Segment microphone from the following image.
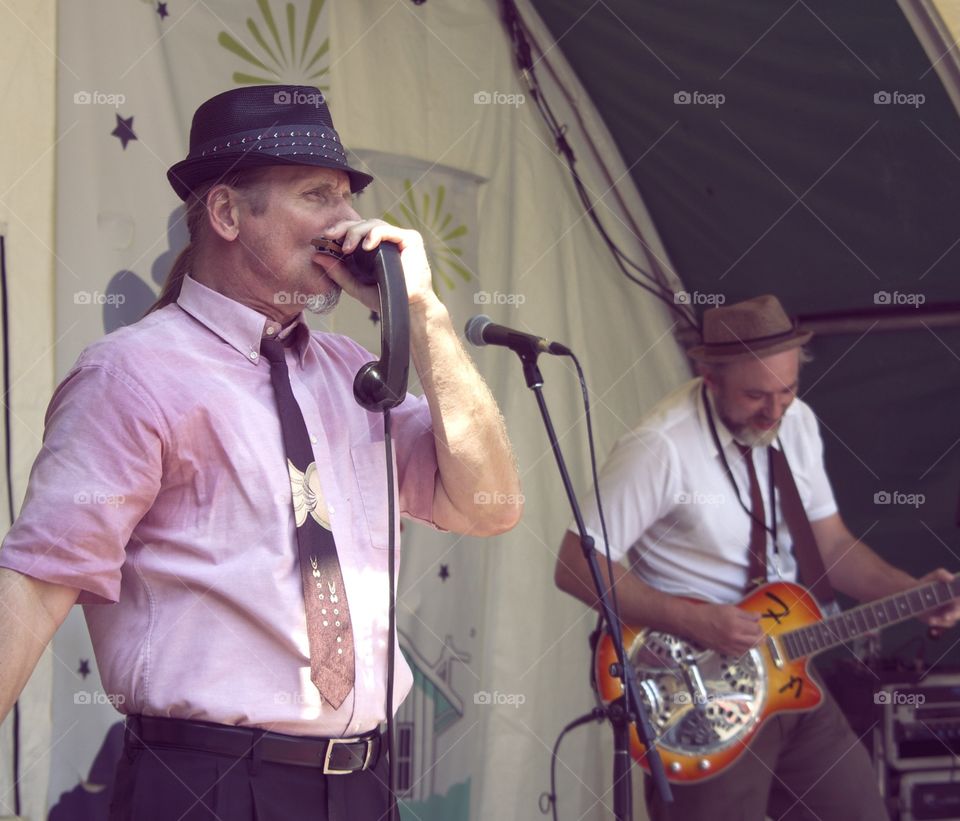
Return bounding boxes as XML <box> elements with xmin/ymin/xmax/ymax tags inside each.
<box><xmin>464</xmin><ymin>315</ymin><xmax>570</xmax><ymax>356</ymax></box>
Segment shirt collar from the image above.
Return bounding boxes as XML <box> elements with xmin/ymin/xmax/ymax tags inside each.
<box><xmin>177</xmin><ymin>275</ymin><xmax>310</xmax><ymax>366</ymax></box>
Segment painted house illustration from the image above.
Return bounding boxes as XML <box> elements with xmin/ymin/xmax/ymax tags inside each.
<box><xmin>396</xmin><ymin>631</ymin><xmax>471</xmax><ymax>802</ymax></box>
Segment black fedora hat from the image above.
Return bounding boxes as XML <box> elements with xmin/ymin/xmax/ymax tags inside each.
<box><xmin>167</xmin><ymin>85</ymin><xmax>374</xmax><ymax>201</ymax></box>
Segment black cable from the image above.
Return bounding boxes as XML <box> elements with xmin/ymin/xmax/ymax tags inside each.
<box><xmin>540</xmin><ymin>708</ymin><xmax>606</xmax><ymax>820</ymax></box>
<box><xmin>383</xmin><ymin>407</ymin><xmax>399</xmax><ymax>821</ymax></box>
<box><xmin>499</xmin><ymin>0</ymin><xmax>698</xmax><ymax>331</ymax></box>
<box><xmin>1</xmin><ymin>232</ymin><xmax>11</xmax><ymax>581</ymax></box>
<box><xmin>0</xmin><ymin>230</ymin><xmax>21</xmax><ymax>818</ymax></box>
<box><xmin>565</xmin><ymin>352</ymin><xmax>623</xmax><ymax>631</ymax></box>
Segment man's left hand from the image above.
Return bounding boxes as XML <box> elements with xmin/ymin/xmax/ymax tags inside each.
<box><xmin>324</xmin><ymin>219</ymin><xmax>435</xmax><ymax>313</ymax></box>
<box><xmin>917</xmin><ymin>568</ymin><xmax>960</xmax><ymax>630</ymax></box>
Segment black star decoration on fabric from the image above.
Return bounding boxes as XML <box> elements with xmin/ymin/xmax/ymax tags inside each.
<box><xmin>157</xmin><ymin>2</ymin><xmax>169</xmax><ymax>19</ymax></box>
<box><xmin>78</xmin><ymin>659</ymin><xmax>91</xmax><ymax>679</ymax></box>
<box><xmin>438</xmin><ymin>564</ymin><xmax>449</xmax><ymax>581</ymax></box>
<box><xmin>111</xmin><ymin>114</ymin><xmax>137</xmax><ymax>150</ymax></box>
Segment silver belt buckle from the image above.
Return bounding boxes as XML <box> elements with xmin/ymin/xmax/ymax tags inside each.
<box><xmin>322</xmin><ymin>735</ymin><xmax>372</xmax><ymax>775</ymax></box>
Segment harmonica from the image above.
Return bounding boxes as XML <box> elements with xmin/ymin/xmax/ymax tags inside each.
<box><xmin>310</xmin><ymin>236</ymin><xmax>379</xmax><ymax>286</ymax></box>
<box><xmin>311</xmin><ymin>236</ymin><xmax>347</xmax><ymax>260</ymax></box>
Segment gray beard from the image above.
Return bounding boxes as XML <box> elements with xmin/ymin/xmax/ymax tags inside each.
<box><xmin>705</xmin><ymin>389</ymin><xmax>781</xmax><ymax>448</ymax></box>
<box><xmin>734</xmin><ymin>423</ymin><xmax>781</xmax><ymax>449</ymax></box>
<box><xmin>303</xmin><ymin>285</ymin><xmax>341</xmax><ymax>315</ymax></box>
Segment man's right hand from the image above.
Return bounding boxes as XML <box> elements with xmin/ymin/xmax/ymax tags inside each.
<box><xmin>555</xmin><ymin>532</ymin><xmax>767</xmax><ymax>658</ymax></box>
<box><xmin>685</xmin><ymin>602</ymin><xmax>764</xmax><ymax>657</ymax></box>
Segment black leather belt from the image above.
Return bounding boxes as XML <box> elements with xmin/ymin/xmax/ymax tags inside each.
<box><xmin>125</xmin><ymin>715</ymin><xmax>381</xmax><ymax>774</ymax></box>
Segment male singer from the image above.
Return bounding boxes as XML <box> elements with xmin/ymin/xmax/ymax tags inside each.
<box><xmin>0</xmin><ymin>85</ymin><xmax>521</xmax><ymax>821</ymax></box>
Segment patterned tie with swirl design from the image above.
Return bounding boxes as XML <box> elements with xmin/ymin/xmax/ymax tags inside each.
<box><xmin>261</xmin><ymin>338</ymin><xmax>355</xmax><ymax>708</ymax></box>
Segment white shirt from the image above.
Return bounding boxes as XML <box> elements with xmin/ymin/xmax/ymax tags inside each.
<box><xmin>578</xmin><ymin>378</ymin><xmax>838</xmax><ymax>604</ymax></box>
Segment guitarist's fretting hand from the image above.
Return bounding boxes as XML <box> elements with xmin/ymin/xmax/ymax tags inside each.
<box><xmin>687</xmin><ymin>602</ymin><xmax>764</xmax><ymax>657</ymax></box>
<box><xmin>917</xmin><ymin>568</ymin><xmax>960</xmax><ymax>631</ymax></box>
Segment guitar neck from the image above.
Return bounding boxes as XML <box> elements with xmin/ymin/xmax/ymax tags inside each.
<box><xmin>781</xmin><ymin>576</ymin><xmax>960</xmax><ymax>661</ymax></box>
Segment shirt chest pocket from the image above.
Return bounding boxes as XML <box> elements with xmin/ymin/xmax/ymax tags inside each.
<box><xmin>349</xmin><ymin>441</ymin><xmax>399</xmax><ymax>551</ymax></box>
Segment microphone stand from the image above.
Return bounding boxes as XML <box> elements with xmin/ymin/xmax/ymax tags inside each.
<box><xmin>513</xmin><ymin>345</ymin><xmax>672</xmax><ymax>817</ymax></box>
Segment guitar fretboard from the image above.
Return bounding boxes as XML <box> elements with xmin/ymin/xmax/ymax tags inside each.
<box><xmin>781</xmin><ymin>577</ymin><xmax>960</xmax><ymax>661</ymax></box>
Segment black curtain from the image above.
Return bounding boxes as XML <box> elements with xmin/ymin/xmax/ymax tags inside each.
<box><xmin>532</xmin><ymin>0</ymin><xmax>960</xmax><ymax>663</ymax></box>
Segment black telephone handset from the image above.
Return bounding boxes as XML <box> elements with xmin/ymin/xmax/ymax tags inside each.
<box><xmin>311</xmin><ymin>237</ymin><xmax>409</xmax><ymax>411</ymax></box>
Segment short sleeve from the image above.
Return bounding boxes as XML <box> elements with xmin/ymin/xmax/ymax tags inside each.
<box><xmin>791</xmin><ymin>403</ymin><xmax>838</xmax><ymax>523</ymax></box>
<box><xmin>577</xmin><ymin>427</ymin><xmax>682</xmax><ymax>562</ymax></box>
<box><xmin>0</xmin><ymin>364</ymin><xmax>164</xmax><ymax>603</ymax></box>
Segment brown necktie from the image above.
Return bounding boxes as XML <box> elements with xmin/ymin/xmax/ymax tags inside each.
<box><xmin>770</xmin><ymin>446</ymin><xmax>836</xmax><ymax>608</ymax></box>
<box><xmin>261</xmin><ymin>338</ymin><xmax>355</xmax><ymax>708</ymax></box>
<box><xmin>737</xmin><ymin>443</ymin><xmax>767</xmax><ymax>592</ymax></box>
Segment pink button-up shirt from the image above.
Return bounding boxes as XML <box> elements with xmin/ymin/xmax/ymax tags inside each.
<box><xmin>0</xmin><ymin>275</ymin><xmax>440</xmax><ymax>736</ymax></box>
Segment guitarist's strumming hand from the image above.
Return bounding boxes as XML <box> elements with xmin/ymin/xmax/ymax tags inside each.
<box><xmin>686</xmin><ymin>602</ymin><xmax>764</xmax><ymax>657</ymax></box>
<box><xmin>917</xmin><ymin>568</ymin><xmax>960</xmax><ymax>632</ymax></box>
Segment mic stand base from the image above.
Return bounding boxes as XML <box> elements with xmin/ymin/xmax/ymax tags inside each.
<box><xmin>609</xmin><ymin>699</ymin><xmax>635</xmax><ymax>821</ymax></box>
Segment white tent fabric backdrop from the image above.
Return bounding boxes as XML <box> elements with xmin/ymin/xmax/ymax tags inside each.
<box><xmin>1</xmin><ymin>0</ymin><xmax>690</xmax><ymax>818</ymax></box>
<box><xmin>0</xmin><ymin>3</ymin><xmax>57</xmax><ymax>820</ymax></box>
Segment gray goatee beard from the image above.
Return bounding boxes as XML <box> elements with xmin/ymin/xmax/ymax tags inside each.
<box><xmin>735</xmin><ymin>423</ymin><xmax>781</xmax><ymax>448</ymax></box>
<box><xmin>303</xmin><ymin>285</ymin><xmax>342</xmax><ymax>315</ymax></box>
<box><xmin>706</xmin><ymin>389</ymin><xmax>781</xmax><ymax>448</ymax></box>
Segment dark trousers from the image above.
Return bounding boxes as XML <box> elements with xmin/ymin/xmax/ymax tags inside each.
<box><xmin>645</xmin><ymin>690</ymin><xmax>889</xmax><ymax>820</ymax></box>
<box><xmin>108</xmin><ymin>727</ymin><xmax>390</xmax><ymax>821</ymax></box>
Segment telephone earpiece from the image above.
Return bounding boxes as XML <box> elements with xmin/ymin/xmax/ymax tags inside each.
<box><xmin>348</xmin><ymin>242</ymin><xmax>409</xmax><ymax>411</ymax></box>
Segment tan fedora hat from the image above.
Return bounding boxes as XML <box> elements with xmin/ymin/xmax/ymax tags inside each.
<box><xmin>687</xmin><ymin>294</ymin><xmax>812</xmax><ymax>363</ymax></box>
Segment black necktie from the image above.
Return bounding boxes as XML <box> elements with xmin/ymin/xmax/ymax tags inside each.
<box><xmin>261</xmin><ymin>338</ymin><xmax>355</xmax><ymax>708</ymax></box>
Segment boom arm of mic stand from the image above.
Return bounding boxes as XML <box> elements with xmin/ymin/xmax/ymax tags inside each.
<box><xmin>516</xmin><ymin>349</ymin><xmax>672</xmax><ymax>808</ymax></box>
